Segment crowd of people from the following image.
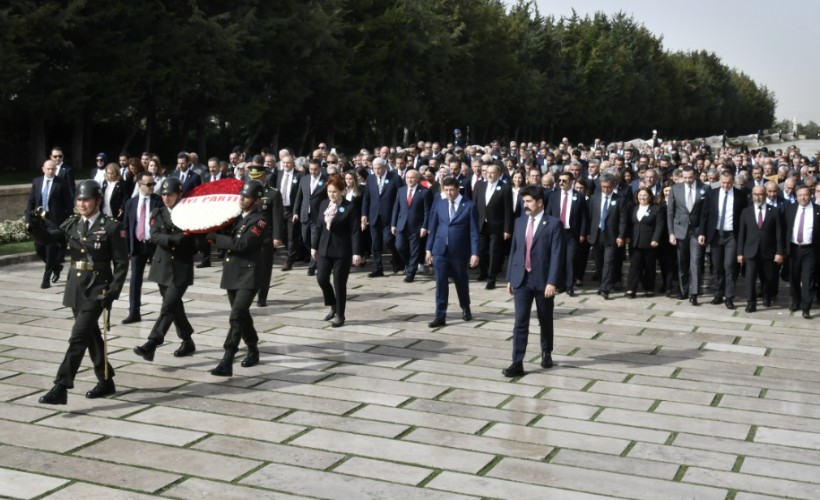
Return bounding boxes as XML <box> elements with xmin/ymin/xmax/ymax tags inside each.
<box><xmin>25</xmin><ymin>132</ymin><xmax>820</xmax><ymax>401</ymax></box>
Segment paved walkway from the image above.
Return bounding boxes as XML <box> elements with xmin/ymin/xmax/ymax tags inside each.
<box><xmin>0</xmin><ymin>259</ymin><xmax>819</xmax><ymax>499</ymax></box>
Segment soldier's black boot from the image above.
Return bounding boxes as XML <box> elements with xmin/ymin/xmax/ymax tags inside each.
<box><xmin>39</xmin><ymin>384</ymin><xmax>67</xmax><ymax>405</ymax></box>
<box><xmin>210</xmin><ymin>349</ymin><xmax>236</xmax><ymax>377</ymax></box>
<box><xmin>174</xmin><ymin>339</ymin><xmax>196</xmax><ymax>357</ymax></box>
<box><xmin>133</xmin><ymin>340</ymin><xmax>158</xmax><ymax>361</ymax></box>
<box><xmin>86</xmin><ymin>378</ymin><xmax>116</xmax><ymax>399</ymax></box>
<box><xmin>241</xmin><ymin>345</ymin><xmax>260</xmax><ymax>368</ymax></box>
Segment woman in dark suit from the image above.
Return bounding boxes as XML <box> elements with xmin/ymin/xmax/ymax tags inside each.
<box><xmin>626</xmin><ymin>187</ymin><xmax>665</xmax><ymax>298</ymax></box>
<box><xmin>312</xmin><ymin>175</ymin><xmax>362</xmax><ymax>327</ymax></box>
<box><xmin>101</xmin><ymin>163</ymin><xmax>126</xmax><ymax>220</ymax></box>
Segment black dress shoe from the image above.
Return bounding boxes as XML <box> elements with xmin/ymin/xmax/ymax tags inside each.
<box><xmin>502</xmin><ymin>362</ymin><xmax>525</xmax><ymax>377</ymax></box>
<box><xmin>689</xmin><ymin>295</ymin><xmax>699</xmax><ymax>306</ymax></box>
<box><xmin>40</xmin><ymin>278</ymin><xmax>50</xmax><ymax>289</ymax></box>
<box><xmin>392</xmin><ymin>265</ymin><xmax>402</xmax><ymax>273</ymax></box>
<box><xmin>121</xmin><ymin>315</ymin><xmax>141</xmax><ymax>325</ymax></box>
<box><xmin>196</xmin><ymin>262</ymin><xmax>211</xmax><ymax>268</ymax></box>
<box><xmin>626</xmin><ymin>291</ymin><xmax>636</xmax><ymax>299</ymax></box>
<box><xmin>367</xmin><ymin>270</ymin><xmax>384</xmax><ymax>278</ymax></box>
<box><xmin>281</xmin><ymin>262</ymin><xmax>292</xmax><ymax>271</ymax></box>
<box><xmin>133</xmin><ymin>341</ymin><xmax>157</xmax><ymax>361</ymax></box>
<box><xmin>403</xmin><ymin>276</ymin><xmax>414</xmax><ymax>283</ymax></box>
<box><xmin>39</xmin><ymin>385</ymin><xmax>67</xmax><ymax>405</ymax></box>
<box><xmin>678</xmin><ymin>292</ymin><xmax>689</xmax><ymax>300</ymax></box>
<box><xmin>567</xmin><ymin>288</ymin><xmax>576</xmax><ymax>297</ymax></box>
<box><xmin>541</xmin><ymin>352</ymin><xmax>553</xmax><ymax>369</ymax></box>
<box><xmin>725</xmin><ymin>299</ymin><xmax>736</xmax><ymax>310</ymax></box>
<box><xmin>462</xmin><ymin>307</ymin><xmax>472</xmax><ymax>321</ymax></box>
<box><xmin>257</xmin><ymin>299</ymin><xmax>267</xmax><ymax>307</ymax></box>
<box><xmin>307</xmin><ymin>268</ymin><xmax>316</xmax><ymax>276</ymax></box>
<box><xmin>602</xmin><ymin>292</ymin><xmax>610</xmax><ymax>300</ymax></box>
<box><xmin>763</xmin><ymin>297</ymin><xmax>772</xmax><ymax>307</ymax></box>
<box><xmin>711</xmin><ymin>296</ymin><xmax>724</xmax><ymax>305</ymax></box>
<box><xmin>477</xmin><ymin>274</ymin><xmax>488</xmax><ymax>282</ymax></box>
<box><xmin>745</xmin><ymin>304</ymin><xmax>756</xmax><ymax>313</ymax></box>
<box><xmin>789</xmin><ymin>303</ymin><xmax>799</xmax><ymax>312</ymax></box>
<box><xmin>241</xmin><ymin>347</ymin><xmax>259</xmax><ymax>367</ymax></box>
<box><xmin>331</xmin><ymin>317</ymin><xmax>345</xmax><ymax>328</ymax></box>
<box><xmin>428</xmin><ymin>317</ymin><xmax>446</xmax><ymax>328</ymax></box>
<box><xmin>52</xmin><ymin>264</ymin><xmax>63</xmax><ymax>283</ymax></box>
<box><xmin>174</xmin><ymin>340</ymin><xmax>196</xmax><ymax>357</ymax></box>
<box><xmin>323</xmin><ymin>308</ymin><xmax>336</xmax><ymax>321</ymax></box>
<box><xmin>803</xmin><ymin>311</ymin><xmax>812</xmax><ymax>319</ymax></box>
<box><xmin>85</xmin><ymin>379</ymin><xmax>115</xmax><ymax>399</ymax></box>
<box><xmin>485</xmin><ymin>280</ymin><xmax>496</xmax><ymax>290</ymax></box>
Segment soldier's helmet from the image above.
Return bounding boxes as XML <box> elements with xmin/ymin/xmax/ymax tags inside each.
<box><xmin>240</xmin><ymin>180</ymin><xmax>264</xmax><ymax>199</ymax></box>
<box><xmin>76</xmin><ymin>180</ymin><xmax>102</xmax><ymax>200</ymax></box>
<box><xmin>161</xmin><ymin>177</ymin><xmax>183</xmax><ymax>196</ymax></box>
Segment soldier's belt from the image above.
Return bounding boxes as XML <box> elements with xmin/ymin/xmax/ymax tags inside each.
<box><xmin>71</xmin><ymin>261</ymin><xmax>109</xmax><ymax>271</ymax></box>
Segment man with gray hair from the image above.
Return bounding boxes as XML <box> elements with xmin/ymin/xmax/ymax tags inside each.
<box><xmin>362</xmin><ymin>157</ymin><xmax>404</xmax><ymax>276</ymax></box>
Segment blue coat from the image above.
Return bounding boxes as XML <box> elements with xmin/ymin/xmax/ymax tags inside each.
<box><xmin>426</xmin><ymin>196</ymin><xmax>480</xmax><ymax>259</ymax></box>
<box><xmin>507</xmin><ymin>213</ymin><xmax>562</xmax><ymax>290</ymax></box>
<box><xmin>362</xmin><ymin>170</ymin><xmax>403</xmax><ymax>225</ymax></box>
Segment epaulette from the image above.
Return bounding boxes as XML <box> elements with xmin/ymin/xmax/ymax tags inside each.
<box><xmin>150</xmin><ymin>207</ymin><xmax>164</xmax><ymax>219</ymax></box>
<box><xmin>59</xmin><ymin>214</ymin><xmax>81</xmax><ymax>231</ymax></box>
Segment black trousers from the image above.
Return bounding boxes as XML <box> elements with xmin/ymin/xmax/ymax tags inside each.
<box><xmin>224</xmin><ymin>289</ymin><xmax>258</xmax><ymax>351</ymax></box>
<box><xmin>301</xmin><ymin>219</ymin><xmax>319</xmax><ymax>271</ymax></box>
<box><xmin>128</xmin><ymin>242</ymin><xmax>151</xmax><ymax>315</ymax></box>
<box><xmin>478</xmin><ymin>227</ymin><xmax>505</xmax><ymax>279</ymax></box>
<box><xmin>55</xmin><ymin>306</ymin><xmax>115</xmax><ymax>389</ymax></box>
<box><xmin>511</xmin><ymin>273</ymin><xmax>554</xmax><ymax>364</ymax></box>
<box><xmin>627</xmin><ymin>247</ymin><xmax>657</xmax><ymax>293</ymax></box>
<box><xmin>257</xmin><ymin>242</ymin><xmax>274</xmax><ymax>302</ymax></box>
<box><xmin>395</xmin><ymin>227</ymin><xmax>423</xmax><ymax>277</ymax></box>
<box><xmin>35</xmin><ymin>242</ymin><xmax>61</xmax><ymax>279</ymax></box>
<box><xmin>574</xmin><ymin>240</ymin><xmax>591</xmax><ymax>283</ymax></box>
<box><xmin>283</xmin><ymin>206</ymin><xmax>305</xmax><ymax>265</ymax></box>
<box><xmin>593</xmin><ymin>241</ymin><xmax>616</xmax><ymax>293</ymax></box>
<box><xmin>147</xmin><ymin>284</ymin><xmax>193</xmax><ymax>345</ymax></box>
<box><xmin>745</xmin><ymin>255</ymin><xmax>777</xmax><ymax>303</ymax></box>
<box><xmin>316</xmin><ymin>256</ymin><xmax>352</xmax><ymax>318</ymax></box>
<box><xmin>559</xmin><ymin>230</ymin><xmax>578</xmax><ymax>290</ymax></box>
<box><xmin>370</xmin><ymin>219</ymin><xmax>398</xmax><ymax>271</ymax></box>
<box><xmin>789</xmin><ymin>244</ymin><xmax>815</xmax><ymax>311</ymax></box>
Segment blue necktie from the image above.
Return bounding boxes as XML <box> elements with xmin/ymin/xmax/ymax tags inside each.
<box><xmin>42</xmin><ymin>178</ymin><xmax>50</xmax><ymax>208</ymax></box>
<box><xmin>600</xmin><ymin>196</ymin><xmax>609</xmax><ymax>231</ymax></box>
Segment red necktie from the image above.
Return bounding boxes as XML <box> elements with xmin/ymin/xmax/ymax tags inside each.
<box><xmin>407</xmin><ymin>188</ymin><xmax>413</xmax><ymax>206</ymax></box>
<box><xmin>757</xmin><ymin>207</ymin><xmax>763</xmax><ymax>229</ymax></box>
<box><xmin>560</xmin><ymin>192</ymin><xmax>568</xmax><ymax>228</ymax></box>
<box><xmin>137</xmin><ymin>199</ymin><xmax>146</xmax><ymax>241</ymax></box>
<box><xmin>525</xmin><ymin>216</ymin><xmax>535</xmax><ymax>272</ymax></box>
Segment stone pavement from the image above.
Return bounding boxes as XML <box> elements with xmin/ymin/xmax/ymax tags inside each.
<box><xmin>1</xmin><ymin>258</ymin><xmax>819</xmax><ymax>499</ymax></box>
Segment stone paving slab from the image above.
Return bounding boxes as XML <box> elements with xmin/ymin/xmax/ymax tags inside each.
<box><xmin>1</xmin><ymin>259</ymin><xmax>820</xmax><ymax>498</ymax></box>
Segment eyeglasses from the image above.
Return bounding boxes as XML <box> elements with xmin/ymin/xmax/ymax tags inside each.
<box><xmin>96</xmin><ymin>158</ymin><xmax>105</xmax><ymax>162</ymax></box>
<box><xmin>142</xmin><ymin>182</ymin><xmax>156</xmax><ymax>187</ymax></box>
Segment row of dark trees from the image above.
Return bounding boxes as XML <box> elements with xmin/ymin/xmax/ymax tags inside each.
<box><xmin>0</xmin><ymin>0</ymin><xmax>776</xmax><ymax>171</ymax></box>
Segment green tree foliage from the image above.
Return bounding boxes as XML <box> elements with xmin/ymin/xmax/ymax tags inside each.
<box><xmin>0</xmin><ymin>0</ymin><xmax>776</xmax><ymax>170</ymax></box>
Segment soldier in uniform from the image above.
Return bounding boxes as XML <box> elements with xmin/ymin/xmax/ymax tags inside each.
<box><xmin>30</xmin><ymin>180</ymin><xmax>128</xmax><ymax>404</ymax></box>
<box><xmin>206</xmin><ymin>180</ymin><xmax>267</xmax><ymax>376</ymax></box>
<box><xmin>247</xmin><ymin>165</ymin><xmax>284</xmax><ymax>307</ymax></box>
<box><xmin>133</xmin><ymin>177</ymin><xmax>197</xmax><ymax>360</ymax></box>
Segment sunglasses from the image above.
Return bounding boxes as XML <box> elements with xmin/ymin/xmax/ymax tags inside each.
<box><xmin>142</xmin><ymin>182</ymin><xmax>156</xmax><ymax>187</ymax></box>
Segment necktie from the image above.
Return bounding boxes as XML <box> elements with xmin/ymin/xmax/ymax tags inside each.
<box><xmin>687</xmin><ymin>186</ymin><xmax>694</xmax><ymax>211</ymax></box>
<box><xmin>449</xmin><ymin>200</ymin><xmax>456</xmax><ymax>221</ymax></box>
<box><xmin>600</xmin><ymin>196</ymin><xmax>609</xmax><ymax>231</ymax></box>
<box><xmin>407</xmin><ymin>188</ymin><xmax>413</xmax><ymax>206</ymax></box>
<box><xmin>757</xmin><ymin>206</ymin><xmax>763</xmax><ymax>229</ymax></box>
<box><xmin>718</xmin><ymin>190</ymin><xmax>729</xmax><ymax>234</ymax></box>
<box><xmin>525</xmin><ymin>216</ymin><xmax>535</xmax><ymax>272</ymax></box>
<box><xmin>137</xmin><ymin>198</ymin><xmax>146</xmax><ymax>241</ymax></box>
<box><xmin>310</xmin><ymin>177</ymin><xmax>317</xmax><ymax>194</ymax></box>
<box><xmin>378</xmin><ymin>177</ymin><xmax>384</xmax><ymax>195</ymax></box>
<box><xmin>180</xmin><ymin>172</ymin><xmax>186</xmax><ymax>184</ymax></box>
<box><xmin>83</xmin><ymin>219</ymin><xmax>90</xmax><ymax>237</ymax></box>
<box><xmin>560</xmin><ymin>191</ymin><xmax>568</xmax><ymax>228</ymax></box>
<box><xmin>797</xmin><ymin>207</ymin><xmax>806</xmax><ymax>244</ymax></box>
<box><xmin>42</xmin><ymin>178</ymin><xmax>50</xmax><ymax>208</ymax></box>
<box><xmin>282</xmin><ymin>173</ymin><xmax>290</xmax><ymax>205</ymax></box>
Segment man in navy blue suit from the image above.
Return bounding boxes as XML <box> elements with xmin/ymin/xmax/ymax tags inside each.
<box><xmin>26</xmin><ymin>159</ymin><xmax>73</xmax><ymax>288</ymax></box>
<box><xmin>547</xmin><ymin>171</ymin><xmax>588</xmax><ymax>296</ymax></box>
<box><xmin>391</xmin><ymin>170</ymin><xmax>431</xmax><ymax>283</ymax></box>
<box><xmin>362</xmin><ymin>157</ymin><xmax>403</xmax><ymax>276</ymax></box>
<box><xmin>503</xmin><ymin>185</ymin><xmax>563</xmax><ymax>377</ymax></box>
<box><xmin>170</xmin><ymin>152</ymin><xmax>202</xmax><ymax>197</ymax></box>
<box><xmin>425</xmin><ymin>177</ymin><xmax>480</xmax><ymax>328</ymax></box>
<box><xmin>121</xmin><ymin>172</ymin><xmax>163</xmax><ymax>324</ymax></box>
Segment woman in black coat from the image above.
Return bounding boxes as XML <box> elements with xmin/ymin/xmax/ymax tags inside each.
<box><xmin>101</xmin><ymin>163</ymin><xmax>126</xmax><ymax>220</ymax></box>
<box><xmin>626</xmin><ymin>187</ymin><xmax>665</xmax><ymax>297</ymax></box>
<box><xmin>312</xmin><ymin>175</ymin><xmax>362</xmax><ymax>327</ymax></box>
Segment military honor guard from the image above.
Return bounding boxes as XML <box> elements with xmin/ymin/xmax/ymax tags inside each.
<box><xmin>247</xmin><ymin>164</ymin><xmax>284</xmax><ymax>307</ymax></box>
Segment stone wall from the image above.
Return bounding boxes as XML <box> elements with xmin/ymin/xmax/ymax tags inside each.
<box><xmin>0</xmin><ymin>184</ymin><xmax>32</xmax><ymax>222</ymax></box>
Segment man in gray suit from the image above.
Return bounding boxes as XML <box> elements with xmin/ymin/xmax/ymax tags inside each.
<box><xmin>666</xmin><ymin>166</ymin><xmax>709</xmax><ymax>305</ymax></box>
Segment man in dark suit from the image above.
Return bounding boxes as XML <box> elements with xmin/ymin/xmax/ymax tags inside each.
<box><xmin>785</xmin><ymin>185</ymin><xmax>820</xmax><ymax>318</ymax></box>
<box><xmin>474</xmin><ymin>163</ymin><xmax>512</xmax><ymax>289</ymax></box>
<box><xmin>362</xmin><ymin>157</ymin><xmax>403</xmax><ymax>276</ymax></box>
<box><xmin>667</xmin><ymin>167</ymin><xmax>709</xmax><ymax>304</ymax></box>
<box><xmin>121</xmin><ymin>172</ymin><xmax>163</xmax><ymax>324</ymax></box>
<box><xmin>50</xmin><ymin>147</ymin><xmax>76</xmax><ymax>199</ymax></box>
<box><xmin>587</xmin><ymin>173</ymin><xmax>627</xmax><ymax>299</ymax></box>
<box><xmin>503</xmin><ymin>185</ymin><xmax>563</xmax><ymax>377</ymax></box>
<box><xmin>698</xmin><ymin>170</ymin><xmax>748</xmax><ymax>309</ymax></box>
<box><xmin>26</xmin><ymin>160</ymin><xmax>73</xmax><ymax>288</ymax></box>
<box><xmin>737</xmin><ymin>186</ymin><xmax>784</xmax><ymax>312</ymax></box>
<box><xmin>547</xmin><ymin>171</ymin><xmax>588</xmax><ymax>296</ymax></box>
<box><xmin>273</xmin><ymin>155</ymin><xmax>302</xmax><ymax>271</ymax></box>
<box><xmin>426</xmin><ymin>177</ymin><xmax>480</xmax><ymax>328</ymax></box>
<box><xmin>169</xmin><ymin>152</ymin><xmax>202</xmax><ymax>197</ymax></box>
<box><xmin>391</xmin><ymin>169</ymin><xmax>431</xmax><ymax>283</ymax></box>
<box><xmin>207</xmin><ymin>181</ymin><xmax>268</xmax><ymax>376</ymax></box>
<box><xmin>293</xmin><ymin>158</ymin><xmax>327</xmax><ymax>276</ymax></box>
